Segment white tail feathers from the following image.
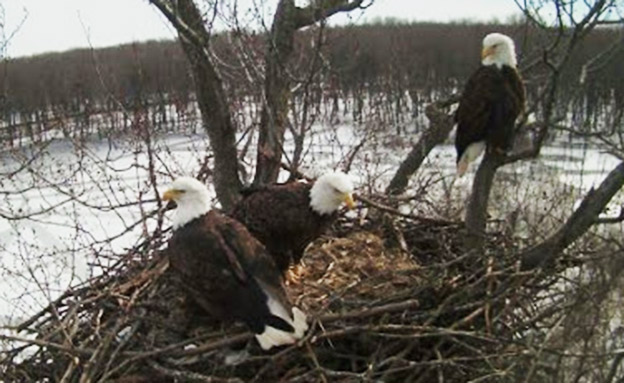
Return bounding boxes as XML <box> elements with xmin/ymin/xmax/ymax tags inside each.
<box><xmin>456</xmin><ymin>158</ymin><xmax>469</xmax><ymax>177</ymax></box>
<box><xmin>292</xmin><ymin>307</ymin><xmax>309</xmax><ymax>337</ymax></box>
<box><xmin>255</xmin><ymin>324</ymin><xmax>299</xmax><ymax>350</ymax></box>
<box><xmin>457</xmin><ymin>141</ymin><xmax>486</xmax><ymax>177</ymax></box>
<box><xmin>255</xmin><ymin>306</ymin><xmax>309</xmax><ymax>350</ymax></box>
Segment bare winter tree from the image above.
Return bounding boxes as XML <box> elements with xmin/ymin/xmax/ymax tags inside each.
<box><xmin>149</xmin><ymin>0</ymin><xmax>371</xmax><ymax>209</ymax></box>
<box><xmin>2</xmin><ymin>4</ymin><xmax>624</xmax><ymax>381</ymax></box>
<box><xmin>466</xmin><ymin>0</ymin><xmax>624</xmax><ymax>250</ymax></box>
<box><xmin>385</xmin><ymin>95</ymin><xmax>458</xmax><ymax>195</ymax></box>
<box><xmin>387</xmin><ymin>0</ymin><xmax>624</xmax><ymax>252</ymax></box>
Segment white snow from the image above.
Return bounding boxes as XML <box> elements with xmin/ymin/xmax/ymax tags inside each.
<box><xmin>0</xmin><ymin>109</ymin><xmax>622</xmax><ymax>339</ymax></box>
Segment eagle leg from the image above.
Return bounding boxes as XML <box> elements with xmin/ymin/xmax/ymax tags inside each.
<box><xmin>457</xmin><ymin>141</ymin><xmax>486</xmax><ymax>177</ymax></box>
<box><xmin>457</xmin><ymin>158</ymin><xmax>470</xmax><ymax>177</ymax></box>
<box><xmin>493</xmin><ymin>146</ymin><xmax>508</xmax><ymax>156</ymax></box>
<box><xmin>285</xmin><ymin>264</ymin><xmax>306</xmax><ymax>285</ymax></box>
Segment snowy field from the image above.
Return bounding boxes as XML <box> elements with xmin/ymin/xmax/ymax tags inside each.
<box><xmin>0</xmin><ymin>119</ymin><xmax>622</xmax><ymax>331</ymax></box>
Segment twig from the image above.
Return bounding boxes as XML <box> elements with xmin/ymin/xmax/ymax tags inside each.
<box><xmin>0</xmin><ymin>333</ymin><xmax>92</xmax><ymax>357</ymax></box>
<box><xmin>148</xmin><ymin>359</ymin><xmax>245</xmax><ymax>383</ymax></box>
<box><xmin>356</xmin><ymin>193</ymin><xmax>456</xmax><ymax>225</ymax></box>
<box><xmin>595</xmin><ymin>206</ymin><xmax>624</xmax><ymax>225</ymax></box>
<box><xmin>318</xmin><ymin>299</ymin><xmax>419</xmax><ymax>323</ymax></box>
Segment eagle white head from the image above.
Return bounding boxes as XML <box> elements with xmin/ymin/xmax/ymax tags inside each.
<box><xmin>162</xmin><ymin>177</ymin><xmax>211</xmax><ymax>229</ymax></box>
<box><xmin>309</xmin><ymin>171</ymin><xmax>355</xmax><ymax>215</ymax></box>
<box><xmin>481</xmin><ymin>33</ymin><xmax>517</xmax><ymax>69</ymax></box>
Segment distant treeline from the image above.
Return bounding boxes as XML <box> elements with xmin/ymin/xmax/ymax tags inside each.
<box><xmin>0</xmin><ymin>20</ymin><xmax>622</xmax><ymax>144</ymax></box>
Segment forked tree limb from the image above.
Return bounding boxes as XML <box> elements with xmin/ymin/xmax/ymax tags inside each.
<box><xmin>520</xmin><ymin>161</ymin><xmax>624</xmax><ymax>270</ymax></box>
<box><xmin>149</xmin><ymin>0</ymin><xmax>208</xmax><ymax>49</ymax></box>
<box><xmin>386</xmin><ymin>96</ymin><xmax>459</xmax><ymax>195</ymax></box>
<box><xmin>254</xmin><ymin>0</ymin><xmax>373</xmax><ymax>186</ymax></box>
<box><xmin>294</xmin><ymin>0</ymin><xmax>370</xmax><ymax>29</ymax></box>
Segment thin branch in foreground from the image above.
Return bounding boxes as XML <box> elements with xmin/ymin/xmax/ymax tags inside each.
<box><xmin>386</xmin><ymin>96</ymin><xmax>459</xmax><ymax>196</ymax></box>
<box><xmin>520</xmin><ymin>161</ymin><xmax>624</xmax><ymax>270</ymax></box>
<box><xmin>148</xmin><ymin>359</ymin><xmax>245</xmax><ymax>383</ymax></box>
<box><xmin>594</xmin><ymin>206</ymin><xmax>624</xmax><ymax>225</ymax></box>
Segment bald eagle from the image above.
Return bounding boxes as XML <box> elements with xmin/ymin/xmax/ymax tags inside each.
<box><xmin>230</xmin><ymin>171</ymin><xmax>355</xmax><ymax>272</ymax></box>
<box><xmin>455</xmin><ymin>32</ymin><xmax>526</xmax><ymax>176</ymax></box>
<box><xmin>163</xmin><ymin>177</ymin><xmax>308</xmax><ymax>350</ymax></box>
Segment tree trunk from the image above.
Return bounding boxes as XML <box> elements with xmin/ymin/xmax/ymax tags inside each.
<box><xmin>253</xmin><ymin>0</ymin><xmax>368</xmax><ymax>185</ymax></box>
<box><xmin>386</xmin><ymin>100</ymin><xmax>456</xmax><ymax>195</ymax></box>
<box><xmin>181</xmin><ymin>39</ymin><xmax>242</xmax><ymax>210</ymax></box>
<box><xmin>150</xmin><ymin>0</ymin><xmax>242</xmax><ymax>211</ymax></box>
<box><xmin>254</xmin><ymin>0</ymin><xmax>297</xmax><ymax>185</ymax></box>
<box><xmin>464</xmin><ymin>150</ymin><xmax>505</xmax><ymax>249</ymax></box>
<box><xmin>153</xmin><ymin>0</ymin><xmax>367</xmax><ymax>195</ymax></box>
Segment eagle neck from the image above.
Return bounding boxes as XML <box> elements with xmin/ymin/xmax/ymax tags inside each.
<box><xmin>172</xmin><ymin>198</ymin><xmax>211</xmax><ymax>229</ymax></box>
<box><xmin>309</xmin><ymin>183</ymin><xmax>339</xmax><ymax>216</ymax></box>
<box><xmin>482</xmin><ymin>55</ymin><xmax>516</xmax><ymax>70</ymax></box>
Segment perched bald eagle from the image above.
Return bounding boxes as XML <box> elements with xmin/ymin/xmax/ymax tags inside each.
<box><xmin>455</xmin><ymin>32</ymin><xmax>526</xmax><ymax>176</ymax></box>
<box><xmin>163</xmin><ymin>177</ymin><xmax>308</xmax><ymax>350</ymax></box>
<box><xmin>230</xmin><ymin>171</ymin><xmax>355</xmax><ymax>272</ymax></box>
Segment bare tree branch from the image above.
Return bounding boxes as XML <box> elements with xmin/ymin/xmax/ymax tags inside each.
<box><xmin>386</xmin><ymin>96</ymin><xmax>458</xmax><ymax>195</ymax></box>
<box><xmin>293</xmin><ymin>0</ymin><xmax>370</xmax><ymax>29</ymax></box>
<box><xmin>520</xmin><ymin>161</ymin><xmax>624</xmax><ymax>270</ymax></box>
<box><xmin>254</xmin><ymin>0</ymin><xmax>373</xmax><ymax>185</ymax></box>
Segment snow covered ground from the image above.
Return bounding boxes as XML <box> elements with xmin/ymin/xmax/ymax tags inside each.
<box><xmin>0</xmin><ymin>120</ymin><xmax>622</xmax><ymax>330</ymax></box>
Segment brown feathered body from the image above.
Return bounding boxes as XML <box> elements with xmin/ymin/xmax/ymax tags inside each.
<box><xmin>231</xmin><ymin>182</ymin><xmax>337</xmax><ymax>272</ymax></box>
<box><xmin>455</xmin><ymin>64</ymin><xmax>525</xmax><ymax>161</ymax></box>
<box><xmin>167</xmin><ymin>210</ymin><xmax>295</xmax><ymax>335</ymax></box>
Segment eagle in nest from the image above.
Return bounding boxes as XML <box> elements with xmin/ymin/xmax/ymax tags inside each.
<box><xmin>163</xmin><ymin>177</ymin><xmax>308</xmax><ymax>350</ymax></box>
<box><xmin>455</xmin><ymin>32</ymin><xmax>526</xmax><ymax>176</ymax></box>
<box><xmin>230</xmin><ymin>171</ymin><xmax>355</xmax><ymax>273</ymax></box>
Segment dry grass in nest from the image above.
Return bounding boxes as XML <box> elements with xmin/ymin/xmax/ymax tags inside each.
<box><xmin>288</xmin><ymin>231</ymin><xmax>420</xmax><ymax>314</ymax></box>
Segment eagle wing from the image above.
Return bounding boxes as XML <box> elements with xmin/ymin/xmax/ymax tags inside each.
<box><xmin>488</xmin><ymin>66</ymin><xmax>526</xmax><ymax>152</ymax></box>
<box><xmin>230</xmin><ymin>182</ymin><xmax>313</xmax><ymax>271</ymax></box>
<box><xmin>168</xmin><ymin>211</ymin><xmax>294</xmax><ymax>334</ymax></box>
<box><xmin>219</xmin><ymin>213</ymin><xmax>283</xmax><ymax>283</ymax></box>
<box><xmin>455</xmin><ymin>66</ymin><xmax>506</xmax><ymax>159</ymax></box>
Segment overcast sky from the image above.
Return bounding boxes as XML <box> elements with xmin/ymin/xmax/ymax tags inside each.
<box><xmin>3</xmin><ymin>0</ymin><xmax>521</xmax><ymax>58</ymax></box>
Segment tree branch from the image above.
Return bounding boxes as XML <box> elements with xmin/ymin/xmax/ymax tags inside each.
<box><xmin>294</xmin><ymin>0</ymin><xmax>370</xmax><ymax>29</ymax></box>
<box><xmin>148</xmin><ymin>0</ymin><xmax>209</xmax><ymax>50</ymax></box>
<box><xmin>464</xmin><ymin>150</ymin><xmax>505</xmax><ymax>248</ymax></box>
<box><xmin>520</xmin><ymin>161</ymin><xmax>624</xmax><ymax>270</ymax></box>
<box><xmin>149</xmin><ymin>0</ymin><xmax>242</xmax><ymax>210</ymax></box>
<box><xmin>595</xmin><ymin>207</ymin><xmax>624</xmax><ymax>225</ymax></box>
<box><xmin>385</xmin><ymin>96</ymin><xmax>459</xmax><ymax>195</ymax></box>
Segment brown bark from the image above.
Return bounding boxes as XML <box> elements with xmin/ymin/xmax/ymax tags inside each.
<box><xmin>386</xmin><ymin>96</ymin><xmax>458</xmax><ymax>195</ymax></box>
<box><xmin>254</xmin><ymin>0</ymin><xmax>298</xmax><ymax>185</ymax></box>
<box><xmin>463</xmin><ymin>150</ymin><xmax>505</xmax><ymax>249</ymax></box>
<box><xmin>253</xmin><ymin>0</ymin><xmax>368</xmax><ymax>185</ymax></box>
<box><xmin>520</xmin><ymin>161</ymin><xmax>624</xmax><ymax>270</ymax></box>
<box><xmin>150</xmin><ymin>0</ymin><xmax>242</xmax><ymax>211</ymax></box>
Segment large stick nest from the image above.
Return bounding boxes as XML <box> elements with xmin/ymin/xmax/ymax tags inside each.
<box><xmin>1</xmin><ymin>203</ymin><xmax>537</xmax><ymax>382</ymax></box>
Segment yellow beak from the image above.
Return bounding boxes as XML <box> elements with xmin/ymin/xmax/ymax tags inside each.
<box><xmin>481</xmin><ymin>46</ymin><xmax>495</xmax><ymax>60</ymax></box>
<box><xmin>343</xmin><ymin>193</ymin><xmax>355</xmax><ymax>209</ymax></box>
<box><xmin>162</xmin><ymin>189</ymin><xmax>181</xmax><ymax>202</ymax></box>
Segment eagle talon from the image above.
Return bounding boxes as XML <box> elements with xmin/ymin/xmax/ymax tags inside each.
<box><xmin>286</xmin><ymin>264</ymin><xmax>306</xmax><ymax>285</ymax></box>
<box><xmin>494</xmin><ymin>147</ymin><xmax>508</xmax><ymax>156</ymax></box>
